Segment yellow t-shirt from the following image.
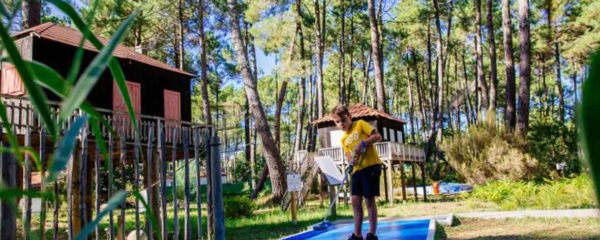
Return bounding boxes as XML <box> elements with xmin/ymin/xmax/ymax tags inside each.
<box><xmin>340</xmin><ymin>119</ymin><xmax>382</xmax><ymax>173</ymax></box>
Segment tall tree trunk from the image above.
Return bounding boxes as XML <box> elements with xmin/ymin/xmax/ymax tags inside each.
<box><xmin>339</xmin><ymin>0</ymin><xmax>346</xmax><ymax>104</ymax></box>
<box><xmin>21</xmin><ymin>0</ymin><xmax>41</xmax><ymax>29</ymax></box>
<box><xmin>547</xmin><ymin>1</ymin><xmax>565</xmax><ymax>124</ymax></box>
<box><xmin>475</xmin><ymin>0</ymin><xmax>489</xmax><ymax>113</ymax></box>
<box><xmin>227</xmin><ymin>0</ymin><xmax>287</xmax><ymax>201</ymax></box>
<box><xmin>462</xmin><ymin>50</ymin><xmax>475</xmax><ymax>124</ymax></box>
<box><xmin>516</xmin><ymin>0</ymin><xmax>532</xmax><ymax>136</ymax></box>
<box><xmin>487</xmin><ymin>0</ymin><xmax>498</xmax><ymax>113</ymax></box>
<box><xmin>198</xmin><ymin>0</ymin><xmax>211</xmax><ymax>127</ymax></box>
<box><xmin>502</xmin><ymin>0</ymin><xmax>516</xmax><ymax>130</ymax></box>
<box><xmin>368</xmin><ymin>0</ymin><xmax>386</xmax><ymax>112</ymax></box>
<box><xmin>406</xmin><ymin>60</ymin><xmax>416</xmax><ymax>143</ymax></box>
<box><xmin>294</xmin><ymin>0</ymin><xmax>306</xmax><ymax>152</ymax></box>
<box><xmin>177</xmin><ymin>0</ymin><xmax>185</xmax><ymax>70</ymax></box>
<box><xmin>412</xmin><ymin>51</ymin><xmax>427</xmax><ymax>131</ymax></box>
<box><xmin>315</xmin><ymin>0</ymin><xmax>326</xmax><ymax>118</ymax></box>
<box><xmin>433</xmin><ymin>0</ymin><xmax>445</xmax><ymax>141</ymax></box>
<box><xmin>426</xmin><ymin>21</ymin><xmax>435</xmax><ymax>125</ymax></box>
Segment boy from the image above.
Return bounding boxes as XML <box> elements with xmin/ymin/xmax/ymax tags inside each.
<box><xmin>331</xmin><ymin>105</ymin><xmax>383</xmax><ymax>240</ymax></box>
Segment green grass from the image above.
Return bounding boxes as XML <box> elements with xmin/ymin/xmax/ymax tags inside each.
<box><xmin>467</xmin><ymin>175</ymin><xmax>596</xmax><ymax>210</ymax></box>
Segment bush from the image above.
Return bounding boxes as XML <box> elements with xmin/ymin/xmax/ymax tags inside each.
<box><xmin>527</xmin><ymin>115</ymin><xmax>580</xmax><ymax>177</ymax></box>
<box><xmin>440</xmin><ymin>123</ymin><xmax>538</xmax><ymax>184</ymax></box>
<box><xmin>224</xmin><ymin>196</ymin><xmax>256</xmax><ymax>218</ymax></box>
<box><xmin>468</xmin><ymin>175</ymin><xmax>596</xmax><ymax>210</ymax></box>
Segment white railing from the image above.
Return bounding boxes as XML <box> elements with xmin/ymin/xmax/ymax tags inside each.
<box><xmin>317</xmin><ymin>147</ymin><xmax>345</xmax><ymax>164</ymax></box>
<box><xmin>317</xmin><ymin>142</ymin><xmax>425</xmax><ymax>164</ymax></box>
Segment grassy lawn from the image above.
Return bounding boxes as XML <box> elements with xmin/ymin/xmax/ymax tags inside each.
<box><xmin>439</xmin><ymin>218</ymin><xmax>600</xmax><ymax>240</ymax></box>
<box><xmin>18</xmin><ymin>195</ymin><xmax>600</xmax><ymax>239</ymax></box>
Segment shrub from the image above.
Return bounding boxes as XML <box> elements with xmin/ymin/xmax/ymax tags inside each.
<box><xmin>527</xmin><ymin>115</ymin><xmax>580</xmax><ymax>177</ymax></box>
<box><xmin>224</xmin><ymin>196</ymin><xmax>256</xmax><ymax>218</ymax></box>
<box><xmin>468</xmin><ymin>175</ymin><xmax>596</xmax><ymax>210</ymax></box>
<box><xmin>440</xmin><ymin>123</ymin><xmax>538</xmax><ymax>184</ymax></box>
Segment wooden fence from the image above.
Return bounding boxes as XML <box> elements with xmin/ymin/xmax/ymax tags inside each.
<box><xmin>0</xmin><ymin>96</ymin><xmax>225</xmax><ymax>240</ymax></box>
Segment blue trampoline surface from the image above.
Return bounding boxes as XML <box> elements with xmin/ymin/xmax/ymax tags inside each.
<box><xmin>282</xmin><ymin>219</ymin><xmax>432</xmax><ymax>240</ymax></box>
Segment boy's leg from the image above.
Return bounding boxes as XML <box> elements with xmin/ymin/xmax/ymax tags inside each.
<box><xmin>365</xmin><ymin>197</ymin><xmax>377</xmax><ymax>235</ymax></box>
<box><xmin>351</xmin><ymin>195</ymin><xmax>364</xmax><ymax>236</ymax></box>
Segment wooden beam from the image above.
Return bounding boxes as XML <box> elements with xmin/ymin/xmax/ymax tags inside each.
<box><xmin>411</xmin><ymin>162</ymin><xmax>418</xmax><ymax>201</ymax></box>
<box><xmin>386</xmin><ymin>161</ymin><xmax>394</xmax><ymax>205</ymax></box>
<box><xmin>400</xmin><ymin>161</ymin><xmax>407</xmax><ymax>201</ymax></box>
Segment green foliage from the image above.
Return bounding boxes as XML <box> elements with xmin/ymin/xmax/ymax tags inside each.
<box><xmin>441</xmin><ymin>123</ymin><xmax>538</xmax><ymax>184</ymax></box>
<box><xmin>468</xmin><ymin>175</ymin><xmax>595</xmax><ymax>210</ymax></box>
<box><xmin>224</xmin><ymin>196</ymin><xmax>256</xmax><ymax>219</ymax></box>
<box><xmin>527</xmin><ymin>114</ymin><xmax>580</xmax><ymax>177</ymax></box>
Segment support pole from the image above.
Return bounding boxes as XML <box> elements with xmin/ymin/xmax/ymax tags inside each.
<box><xmin>386</xmin><ymin>160</ymin><xmax>394</xmax><ymax>205</ymax></box>
<box><xmin>210</xmin><ymin>136</ymin><xmax>225</xmax><ymax>240</ymax></box>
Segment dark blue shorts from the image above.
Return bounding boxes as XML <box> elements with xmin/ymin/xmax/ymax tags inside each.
<box><xmin>351</xmin><ymin>164</ymin><xmax>382</xmax><ymax>198</ymax></box>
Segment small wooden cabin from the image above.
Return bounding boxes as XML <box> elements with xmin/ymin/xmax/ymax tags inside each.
<box><xmin>1</xmin><ymin>23</ymin><xmax>193</xmax><ymax>124</ymax></box>
<box><xmin>312</xmin><ymin>103</ymin><xmax>427</xmax><ymax>203</ymax></box>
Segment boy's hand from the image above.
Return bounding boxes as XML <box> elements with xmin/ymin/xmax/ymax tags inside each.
<box><xmin>353</xmin><ymin>141</ymin><xmax>366</xmax><ymax>156</ymax></box>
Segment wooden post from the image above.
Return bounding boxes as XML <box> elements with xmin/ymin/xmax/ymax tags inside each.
<box><xmin>290</xmin><ymin>192</ymin><xmax>297</xmax><ymax>225</ymax></box>
<box><xmin>0</xmin><ymin>134</ymin><xmax>17</xmax><ymax>240</ymax></box>
<box><xmin>400</xmin><ymin>162</ymin><xmax>407</xmax><ymax>201</ymax></box>
<box><xmin>119</xmin><ymin>128</ymin><xmax>126</xmax><ymax>240</ymax></box>
<box><xmin>67</xmin><ymin>146</ymin><xmax>79</xmax><ymax>240</ymax></box>
<box><xmin>146</xmin><ymin>123</ymin><xmax>156</xmax><ymax>240</ymax></box>
<box><xmin>411</xmin><ymin>162</ymin><xmax>418</xmax><ymax>201</ymax></box>
<box><xmin>108</xmin><ymin>129</ymin><xmax>115</xmax><ymax>239</ymax></box>
<box><xmin>183</xmin><ymin>129</ymin><xmax>191</xmax><ymax>240</ymax></box>
<box><xmin>79</xmin><ymin>122</ymin><xmax>89</xmax><ymax>233</ymax></box>
<box><xmin>193</xmin><ymin>128</ymin><xmax>202</xmax><ymax>240</ymax></box>
<box><xmin>210</xmin><ymin>136</ymin><xmax>225</xmax><ymax>240</ymax></box>
<box><xmin>22</xmin><ymin>127</ymin><xmax>32</xmax><ymax>240</ymax></box>
<box><xmin>382</xmin><ymin>165</ymin><xmax>388</xmax><ymax>202</ymax></box>
<box><xmin>386</xmin><ymin>161</ymin><xmax>394</xmax><ymax>205</ymax></box>
<box><xmin>39</xmin><ymin>128</ymin><xmax>47</xmax><ymax>240</ymax></box>
<box><xmin>94</xmin><ymin>144</ymin><xmax>101</xmax><ymax>240</ymax></box>
<box><xmin>205</xmin><ymin>129</ymin><xmax>213</xmax><ymax>240</ymax></box>
<box><xmin>420</xmin><ymin>163</ymin><xmax>427</xmax><ymax>201</ymax></box>
<box><xmin>172</xmin><ymin>128</ymin><xmax>179</xmax><ymax>240</ymax></box>
<box><xmin>158</xmin><ymin>121</ymin><xmax>168</xmax><ymax>240</ymax></box>
<box><xmin>133</xmin><ymin>126</ymin><xmax>141</xmax><ymax>239</ymax></box>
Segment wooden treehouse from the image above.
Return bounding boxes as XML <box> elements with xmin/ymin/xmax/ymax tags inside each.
<box><xmin>284</xmin><ymin>104</ymin><xmax>427</xmax><ymax>210</ymax></box>
<box><xmin>0</xmin><ymin>23</ymin><xmax>210</xmax><ymax>239</ymax></box>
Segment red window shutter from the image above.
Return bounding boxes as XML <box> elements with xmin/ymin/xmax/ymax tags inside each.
<box><xmin>113</xmin><ymin>81</ymin><xmax>141</xmax><ymax>116</ymax></box>
<box><xmin>164</xmin><ymin>90</ymin><xmax>181</xmax><ymax>121</ymax></box>
<box><xmin>1</xmin><ymin>64</ymin><xmax>25</xmax><ymax>96</ymax></box>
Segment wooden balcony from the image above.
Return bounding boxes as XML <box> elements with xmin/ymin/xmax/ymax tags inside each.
<box><xmin>316</xmin><ymin>142</ymin><xmax>425</xmax><ymax>166</ymax></box>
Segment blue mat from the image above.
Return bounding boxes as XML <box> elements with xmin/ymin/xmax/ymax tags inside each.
<box><xmin>282</xmin><ymin>219</ymin><xmax>432</xmax><ymax>240</ymax></box>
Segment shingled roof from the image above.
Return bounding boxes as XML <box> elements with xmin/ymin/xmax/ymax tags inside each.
<box><xmin>12</xmin><ymin>22</ymin><xmax>194</xmax><ymax>77</ymax></box>
<box><xmin>313</xmin><ymin>103</ymin><xmax>406</xmax><ymax>127</ymax></box>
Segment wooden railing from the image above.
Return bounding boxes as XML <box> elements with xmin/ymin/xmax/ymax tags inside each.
<box><xmin>0</xmin><ymin>95</ymin><xmax>205</xmax><ymax>145</ymax></box>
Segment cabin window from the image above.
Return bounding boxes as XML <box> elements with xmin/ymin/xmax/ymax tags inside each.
<box><xmin>382</xmin><ymin>127</ymin><xmax>388</xmax><ymax>141</ymax></box>
<box><xmin>164</xmin><ymin>90</ymin><xmax>181</xmax><ymax>121</ymax></box>
<box><xmin>1</xmin><ymin>64</ymin><xmax>25</xmax><ymax>95</ymax></box>
<box><xmin>113</xmin><ymin>81</ymin><xmax>141</xmax><ymax>116</ymax></box>
<box><xmin>397</xmin><ymin>130</ymin><xmax>403</xmax><ymax>143</ymax></box>
<box><xmin>389</xmin><ymin>128</ymin><xmax>396</xmax><ymax>143</ymax></box>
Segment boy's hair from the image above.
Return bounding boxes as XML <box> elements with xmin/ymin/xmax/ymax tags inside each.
<box><xmin>331</xmin><ymin>104</ymin><xmax>350</xmax><ymax>118</ymax></box>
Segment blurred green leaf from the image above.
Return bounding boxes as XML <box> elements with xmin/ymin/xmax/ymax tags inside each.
<box><xmin>59</xmin><ymin>11</ymin><xmax>138</xmax><ymax>121</ymax></box>
<box><xmin>27</xmin><ymin>60</ymin><xmax>111</xmax><ymax>162</ymax></box>
<box><xmin>76</xmin><ymin>191</ymin><xmax>127</xmax><ymax>240</ymax></box>
<box><xmin>46</xmin><ymin>115</ymin><xmax>88</xmax><ymax>182</ymax></box>
<box><xmin>580</xmin><ymin>51</ymin><xmax>600</xmax><ymax>204</ymax></box>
